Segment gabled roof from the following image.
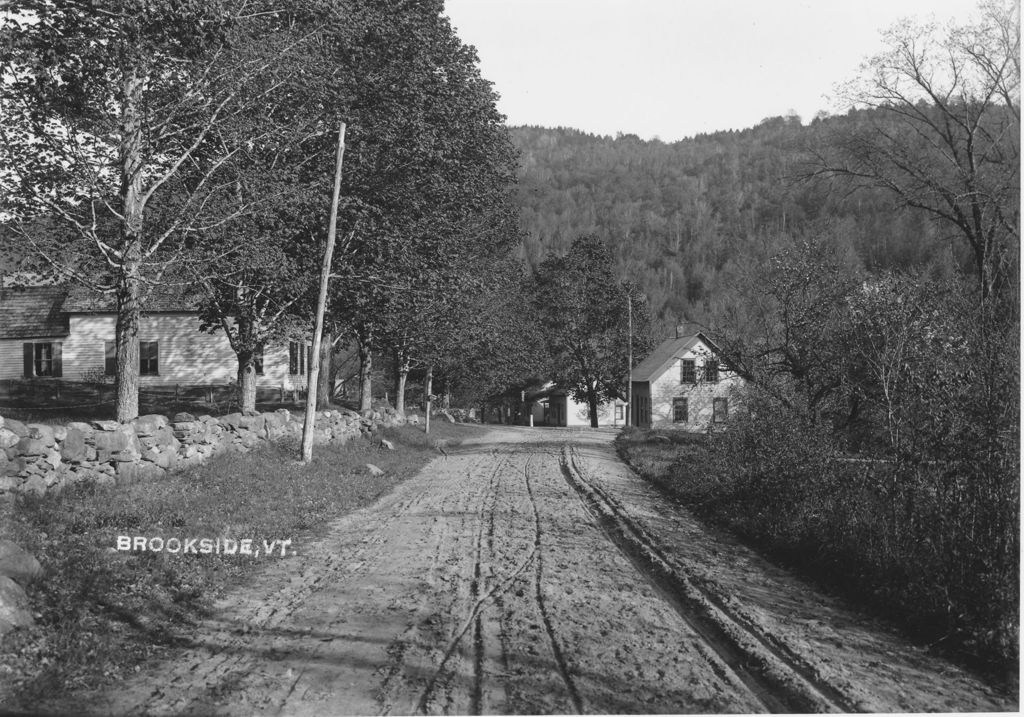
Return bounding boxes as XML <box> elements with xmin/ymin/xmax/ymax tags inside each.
<box><xmin>0</xmin><ymin>282</ymin><xmax>203</xmax><ymax>339</ymax></box>
<box><xmin>63</xmin><ymin>283</ymin><xmax>201</xmax><ymax>313</ymax></box>
<box><xmin>631</xmin><ymin>332</ymin><xmax>724</xmax><ymax>383</ymax></box>
<box><xmin>0</xmin><ymin>286</ymin><xmax>70</xmax><ymax>339</ymax></box>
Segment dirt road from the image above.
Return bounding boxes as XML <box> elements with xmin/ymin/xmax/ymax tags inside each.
<box><xmin>70</xmin><ymin>426</ymin><xmax>1013</xmax><ymax>715</ymax></box>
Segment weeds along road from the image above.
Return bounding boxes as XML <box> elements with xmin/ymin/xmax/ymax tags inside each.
<box><xmin>74</xmin><ymin>426</ymin><xmax>1012</xmax><ymax>715</ymax></box>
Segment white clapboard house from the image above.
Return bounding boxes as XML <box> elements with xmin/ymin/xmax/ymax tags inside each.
<box><xmin>0</xmin><ymin>285</ymin><xmax>309</xmax><ymax>391</ymax></box>
<box><xmin>630</xmin><ymin>324</ymin><xmax>744</xmax><ymax>430</ymax></box>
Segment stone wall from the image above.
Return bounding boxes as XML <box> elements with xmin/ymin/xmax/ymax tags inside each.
<box><xmin>0</xmin><ymin>405</ymin><xmax>405</xmax><ymax>638</ymax></box>
<box><xmin>0</xmin><ymin>407</ymin><xmax>400</xmax><ymax>499</ymax></box>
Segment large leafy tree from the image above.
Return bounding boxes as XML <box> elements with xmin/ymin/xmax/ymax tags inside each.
<box><xmin>189</xmin><ymin>171</ymin><xmax>325</xmax><ymax>413</ymax></box>
<box><xmin>379</xmin><ymin>227</ymin><xmax>526</xmax><ymax>415</ymax></box>
<box><xmin>812</xmin><ymin>0</ymin><xmax>1020</xmax><ymax>299</ymax></box>
<box><xmin>531</xmin><ymin>235</ymin><xmax>653</xmax><ymax>427</ymax></box>
<box><xmin>439</xmin><ymin>256</ymin><xmax>548</xmax><ymax>409</ymax></box>
<box><xmin>312</xmin><ymin>0</ymin><xmax>518</xmax><ymax>411</ymax></box>
<box><xmin>0</xmin><ymin>0</ymin><xmax>314</xmax><ymax>420</ymax></box>
<box><xmin>183</xmin><ymin>5</ymin><xmax>344</xmax><ymax>414</ymax></box>
<box><xmin>711</xmin><ymin>234</ymin><xmax>862</xmax><ymax>427</ymax></box>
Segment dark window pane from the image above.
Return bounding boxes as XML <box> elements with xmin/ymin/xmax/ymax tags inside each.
<box><xmin>681</xmin><ymin>359</ymin><xmax>696</xmax><ymax>384</ymax></box>
<box><xmin>140</xmin><ymin>341</ymin><xmax>159</xmax><ymax>375</ymax></box>
<box><xmin>105</xmin><ymin>341</ymin><xmax>117</xmax><ymax>376</ymax></box>
<box><xmin>673</xmin><ymin>397</ymin><xmax>688</xmax><ymax>423</ymax></box>
<box><xmin>713</xmin><ymin>397</ymin><xmax>728</xmax><ymax>422</ymax></box>
<box><xmin>704</xmin><ymin>360</ymin><xmax>719</xmax><ymax>383</ymax></box>
<box><xmin>34</xmin><ymin>343</ymin><xmax>53</xmax><ymax>376</ymax></box>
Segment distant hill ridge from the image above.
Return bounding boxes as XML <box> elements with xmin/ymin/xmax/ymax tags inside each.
<box><xmin>510</xmin><ymin>111</ymin><xmax>970</xmax><ymax>327</ymax></box>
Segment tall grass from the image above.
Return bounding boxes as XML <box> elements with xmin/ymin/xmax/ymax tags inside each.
<box><xmin>617</xmin><ymin>416</ymin><xmax>1019</xmax><ymax>682</ymax></box>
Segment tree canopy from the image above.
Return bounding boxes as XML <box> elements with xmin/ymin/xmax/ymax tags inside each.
<box><xmin>0</xmin><ymin>0</ymin><xmax>320</xmax><ymax>419</ymax></box>
<box><xmin>815</xmin><ymin>0</ymin><xmax>1020</xmax><ymax>299</ymax></box>
<box><xmin>530</xmin><ymin>235</ymin><xmax>653</xmax><ymax>427</ymax></box>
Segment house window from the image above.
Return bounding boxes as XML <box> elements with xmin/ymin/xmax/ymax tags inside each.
<box><xmin>253</xmin><ymin>346</ymin><xmax>264</xmax><ymax>376</ymax></box>
<box><xmin>23</xmin><ymin>342</ymin><xmax>62</xmax><ymax>377</ymax></box>
<box><xmin>615</xmin><ymin>404</ymin><xmax>624</xmax><ymax>421</ymax></box>
<box><xmin>680</xmin><ymin>359</ymin><xmax>696</xmax><ymax>384</ymax></box>
<box><xmin>704</xmin><ymin>360</ymin><xmax>719</xmax><ymax>383</ymax></box>
<box><xmin>35</xmin><ymin>343</ymin><xmax>54</xmax><ymax>376</ymax></box>
<box><xmin>672</xmin><ymin>397</ymin><xmax>688</xmax><ymax>423</ymax></box>
<box><xmin>288</xmin><ymin>341</ymin><xmax>306</xmax><ymax>376</ymax></box>
<box><xmin>139</xmin><ymin>341</ymin><xmax>159</xmax><ymax>375</ymax></box>
<box><xmin>104</xmin><ymin>340</ymin><xmax>116</xmax><ymax>376</ymax></box>
<box><xmin>713</xmin><ymin>397</ymin><xmax>729</xmax><ymax>423</ymax></box>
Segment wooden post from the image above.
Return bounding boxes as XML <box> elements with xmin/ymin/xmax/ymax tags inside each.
<box><xmin>626</xmin><ymin>291</ymin><xmax>632</xmax><ymax>427</ymax></box>
<box><xmin>424</xmin><ymin>365</ymin><xmax>433</xmax><ymax>434</ymax></box>
<box><xmin>301</xmin><ymin>122</ymin><xmax>346</xmax><ymax>463</ymax></box>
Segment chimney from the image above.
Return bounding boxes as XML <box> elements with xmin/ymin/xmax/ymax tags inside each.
<box><xmin>675</xmin><ymin>319</ymin><xmax>702</xmax><ymax>338</ymax></box>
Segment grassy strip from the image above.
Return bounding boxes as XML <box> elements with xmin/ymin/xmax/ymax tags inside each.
<box><xmin>0</xmin><ymin>419</ymin><xmax>477</xmax><ymax>706</ymax></box>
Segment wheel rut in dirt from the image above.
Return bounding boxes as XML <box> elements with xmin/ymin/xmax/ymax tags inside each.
<box><xmin>412</xmin><ymin>449</ymin><xmax>532</xmax><ymax>715</ymax></box>
<box><xmin>557</xmin><ymin>443</ymin><xmax>856</xmax><ymax>714</ymax></box>
<box><xmin>523</xmin><ymin>453</ymin><xmax>585</xmax><ymax>714</ymax></box>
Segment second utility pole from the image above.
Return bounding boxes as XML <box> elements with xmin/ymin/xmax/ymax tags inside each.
<box><xmin>301</xmin><ymin>122</ymin><xmax>346</xmax><ymax>463</ymax></box>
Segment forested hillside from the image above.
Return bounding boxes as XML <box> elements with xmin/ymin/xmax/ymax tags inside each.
<box><xmin>511</xmin><ymin>114</ymin><xmax>972</xmax><ymax>330</ymax></box>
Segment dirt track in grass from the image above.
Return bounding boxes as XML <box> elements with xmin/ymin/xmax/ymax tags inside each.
<box><xmin>44</xmin><ymin>426</ymin><xmax>1015</xmax><ymax>715</ymax></box>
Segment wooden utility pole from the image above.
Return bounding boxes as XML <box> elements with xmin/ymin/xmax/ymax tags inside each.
<box><xmin>626</xmin><ymin>291</ymin><xmax>633</xmax><ymax>427</ymax></box>
<box><xmin>424</xmin><ymin>365</ymin><xmax>433</xmax><ymax>435</ymax></box>
<box><xmin>301</xmin><ymin>122</ymin><xmax>346</xmax><ymax>463</ymax></box>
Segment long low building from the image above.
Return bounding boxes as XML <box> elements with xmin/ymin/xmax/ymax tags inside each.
<box><xmin>0</xmin><ymin>285</ymin><xmax>309</xmax><ymax>390</ymax></box>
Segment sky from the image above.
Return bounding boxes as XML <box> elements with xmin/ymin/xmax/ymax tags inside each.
<box><xmin>443</xmin><ymin>0</ymin><xmax>984</xmax><ymax>142</ymax></box>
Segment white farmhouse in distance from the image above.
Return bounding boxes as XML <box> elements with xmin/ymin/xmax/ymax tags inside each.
<box><xmin>630</xmin><ymin>323</ymin><xmax>744</xmax><ymax>430</ymax></box>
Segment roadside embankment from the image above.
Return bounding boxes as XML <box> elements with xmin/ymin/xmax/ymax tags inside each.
<box><xmin>614</xmin><ymin>426</ymin><xmax>1019</xmax><ymax>690</ymax></box>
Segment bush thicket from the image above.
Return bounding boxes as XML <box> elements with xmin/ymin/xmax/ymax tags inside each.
<box><xmin>686</xmin><ymin>242</ymin><xmax>1019</xmax><ymax>671</ymax></box>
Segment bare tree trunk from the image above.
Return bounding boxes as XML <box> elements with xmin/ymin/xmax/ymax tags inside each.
<box><xmin>230</xmin><ymin>313</ymin><xmax>259</xmax><ymax>414</ymax></box>
<box><xmin>587</xmin><ymin>381</ymin><xmax>600</xmax><ymax>428</ymax></box>
<box><xmin>237</xmin><ymin>351</ymin><xmax>257</xmax><ymax>414</ymax></box>
<box><xmin>316</xmin><ymin>327</ymin><xmax>332</xmax><ymax>409</ymax></box>
<box><xmin>358</xmin><ymin>334</ymin><xmax>373</xmax><ymax>412</ymax></box>
<box><xmin>424</xmin><ymin>364</ymin><xmax>433</xmax><ymax>434</ymax></box>
<box><xmin>114</xmin><ymin>69</ymin><xmax>145</xmax><ymax>423</ymax></box>
<box><xmin>114</xmin><ymin>267</ymin><xmax>140</xmax><ymax>422</ymax></box>
<box><xmin>394</xmin><ymin>346</ymin><xmax>409</xmax><ymax>415</ymax></box>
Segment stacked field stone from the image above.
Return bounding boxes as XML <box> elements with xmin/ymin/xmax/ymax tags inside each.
<box><xmin>0</xmin><ymin>406</ymin><xmax>402</xmax><ymax>500</ymax></box>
